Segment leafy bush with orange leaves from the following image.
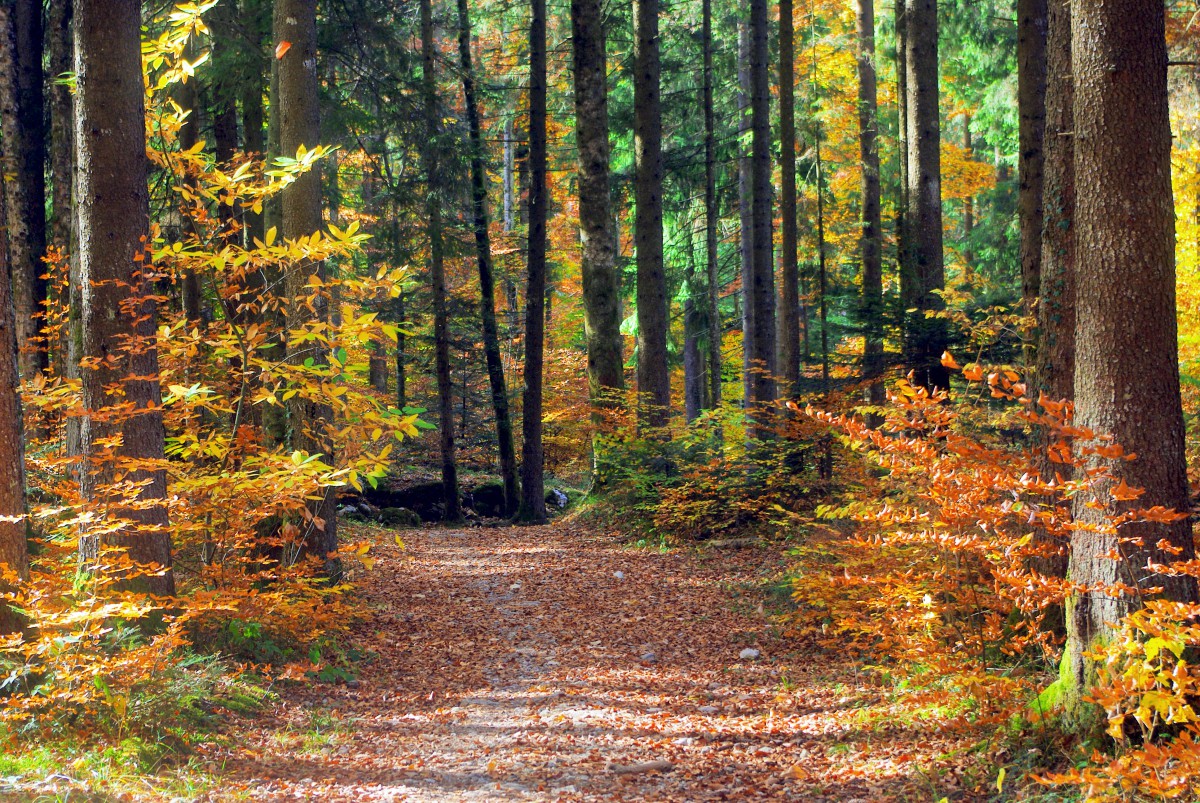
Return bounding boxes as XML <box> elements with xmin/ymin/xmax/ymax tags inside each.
<box><xmin>796</xmin><ymin>360</ymin><xmax>1200</xmax><ymax>800</ymax></box>
<box><xmin>0</xmin><ymin>1</ymin><xmax>416</xmax><ymax>743</ymax></box>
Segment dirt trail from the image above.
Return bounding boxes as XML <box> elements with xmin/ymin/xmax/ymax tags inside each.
<box><xmin>213</xmin><ymin>521</ymin><xmax>933</xmax><ymax>801</ymax></box>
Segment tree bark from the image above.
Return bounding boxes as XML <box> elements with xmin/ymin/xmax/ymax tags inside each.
<box><xmin>0</xmin><ymin>0</ymin><xmax>48</xmax><ymax>379</ymax></box>
<box><xmin>572</xmin><ymin>0</ymin><xmax>624</xmax><ymax>418</ymax></box>
<box><xmin>1017</xmin><ymin>0</ymin><xmax>1047</xmax><ymax>318</ymax></box>
<box><xmin>1065</xmin><ymin>0</ymin><xmax>1198</xmax><ymax>731</ymax></box>
<box><xmin>683</xmin><ymin>217</ymin><xmax>703</xmax><ymax>420</ymax></box>
<box><xmin>903</xmin><ymin>0</ymin><xmax>947</xmax><ymax>391</ymax></box>
<box><xmin>0</xmin><ymin>164</ymin><xmax>29</xmax><ymax>634</ymax></box>
<box><xmin>856</xmin><ymin>0</ymin><xmax>884</xmax><ymax>409</ymax></box>
<box><xmin>702</xmin><ymin>0</ymin><xmax>721</xmax><ymax>409</ymax></box>
<box><xmin>747</xmin><ymin>0</ymin><xmax>776</xmax><ymax>423</ymax></box>
<box><xmin>738</xmin><ymin>19</ymin><xmax>754</xmax><ymax>408</ymax></box>
<box><xmin>418</xmin><ymin>0</ymin><xmax>461</xmax><ymax>523</ymax></box>
<box><xmin>275</xmin><ymin>0</ymin><xmax>340</xmax><ymax>575</ymax></box>
<box><xmin>459</xmin><ymin>0</ymin><xmax>519</xmax><ymax>516</ymax></box>
<box><xmin>777</xmin><ymin>0</ymin><xmax>799</xmax><ymax>400</ymax></box>
<box><xmin>75</xmin><ymin>0</ymin><xmax>174</xmax><ymax>596</ymax></box>
<box><xmin>895</xmin><ymin>0</ymin><xmax>913</xmax><ymax>348</ymax></box>
<box><xmin>633</xmin><ymin>0</ymin><xmax>669</xmax><ymax>428</ymax></box>
<box><xmin>47</xmin><ymin>0</ymin><xmax>73</xmax><ymax>254</ymax></box>
<box><xmin>518</xmin><ymin>0</ymin><xmax>549</xmax><ymax>523</ymax></box>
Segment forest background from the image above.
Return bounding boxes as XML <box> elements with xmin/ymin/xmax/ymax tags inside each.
<box><xmin>1</xmin><ymin>0</ymin><xmax>1200</xmax><ymax>799</ymax></box>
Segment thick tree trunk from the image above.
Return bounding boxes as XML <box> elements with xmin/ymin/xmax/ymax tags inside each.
<box><xmin>0</xmin><ymin>0</ymin><xmax>48</xmax><ymax>379</ymax></box>
<box><xmin>856</xmin><ymin>0</ymin><xmax>884</xmax><ymax>409</ymax></box>
<box><xmin>1017</xmin><ymin>0</ymin><xmax>1047</xmax><ymax>318</ymax></box>
<box><xmin>75</xmin><ymin>0</ymin><xmax>174</xmax><ymax>596</ymax></box>
<box><xmin>777</xmin><ymin>0</ymin><xmax>799</xmax><ymax>400</ymax></box>
<box><xmin>1065</xmin><ymin>0</ymin><xmax>1198</xmax><ymax>731</ymax></box>
<box><xmin>702</xmin><ymin>0</ymin><xmax>721</xmax><ymax>409</ymax></box>
<box><xmin>459</xmin><ymin>0</ymin><xmax>519</xmax><ymax>516</ymax></box>
<box><xmin>572</xmin><ymin>0</ymin><xmax>624</xmax><ymax>417</ymax></box>
<box><xmin>275</xmin><ymin>0</ymin><xmax>340</xmax><ymax>575</ymax></box>
<box><xmin>633</xmin><ymin>0</ymin><xmax>669</xmax><ymax>428</ymax></box>
<box><xmin>518</xmin><ymin>0</ymin><xmax>549</xmax><ymax>523</ymax></box>
<box><xmin>419</xmin><ymin>0</ymin><xmax>460</xmax><ymax>523</ymax></box>
<box><xmin>903</xmin><ymin>0</ymin><xmax>947</xmax><ymax>391</ymax></box>
<box><xmin>747</xmin><ymin>0</ymin><xmax>776</xmax><ymax>424</ymax></box>
<box><xmin>0</xmin><ymin>168</ymin><xmax>29</xmax><ymax>634</ymax></box>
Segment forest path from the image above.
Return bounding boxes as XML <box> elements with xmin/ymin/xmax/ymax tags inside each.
<box><xmin>213</xmin><ymin>520</ymin><xmax>931</xmax><ymax>801</ymax></box>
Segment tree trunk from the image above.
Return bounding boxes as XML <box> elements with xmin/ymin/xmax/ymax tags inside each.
<box><xmin>419</xmin><ymin>0</ymin><xmax>461</xmax><ymax>523</ymax></box>
<box><xmin>683</xmin><ymin>217</ymin><xmax>703</xmax><ymax>421</ymax></box>
<box><xmin>633</xmin><ymin>0</ymin><xmax>669</xmax><ymax>428</ymax></box>
<box><xmin>241</xmin><ymin>0</ymin><xmax>268</xmax><ymax>248</ymax></box>
<box><xmin>75</xmin><ymin>0</ymin><xmax>174</xmax><ymax>596</ymax></box>
<box><xmin>275</xmin><ymin>0</ymin><xmax>340</xmax><ymax>575</ymax></box>
<box><xmin>702</xmin><ymin>0</ymin><xmax>721</xmax><ymax>409</ymax></box>
<box><xmin>1018</xmin><ymin>0</ymin><xmax>1047</xmax><ymax>318</ymax></box>
<box><xmin>747</xmin><ymin>0</ymin><xmax>776</xmax><ymax>423</ymax></box>
<box><xmin>0</xmin><ymin>165</ymin><xmax>29</xmax><ymax>634</ymax></box>
<box><xmin>518</xmin><ymin>0</ymin><xmax>549</xmax><ymax>523</ymax></box>
<box><xmin>1064</xmin><ymin>0</ymin><xmax>1198</xmax><ymax>731</ymax></box>
<box><xmin>0</xmin><ymin>0</ymin><xmax>47</xmax><ymax>379</ymax></box>
<box><xmin>47</xmin><ymin>0</ymin><xmax>73</xmax><ymax>254</ymax></box>
<box><xmin>895</xmin><ymin>0</ymin><xmax>913</xmax><ymax>350</ymax></box>
<box><xmin>962</xmin><ymin>115</ymin><xmax>974</xmax><ymax>279</ymax></box>
<box><xmin>459</xmin><ymin>0</ymin><xmax>519</xmax><ymax>516</ymax></box>
<box><xmin>903</xmin><ymin>0</ymin><xmax>947</xmax><ymax>391</ymax></box>
<box><xmin>572</xmin><ymin>0</ymin><xmax>624</xmax><ymax>416</ymax></box>
<box><xmin>738</xmin><ymin>19</ymin><xmax>754</xmax><ymax>408</ymax></box>
<box><xmin>856</xmin><ymin>0</ymin><xmax>884</xmax><ymax>409</ymax></box>
<box><xmin>777</xmin><ymin>0</ymin><xmax>799</xmax><ymax>400</ymax></box>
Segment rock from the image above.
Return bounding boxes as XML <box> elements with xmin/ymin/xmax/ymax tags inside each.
<box><xmin>614</xmin><ymin>570</ymin><xmax>625</xmax><ymax>580</ymax></box>
<box><xmin>358</xmin><ymin>501</ymin><xmax>380</xmax><ymax>518</ymax></box>
<box><xmin>463</xmin><ymin>482</ymin><xmax>506</xmax><ymax>517</ymax></box>
<box><xmin>545</xmin><ymin>488</ymin><xmax>569</xmax><ymax>510</ymax></box>
<box><xmin>640</xmin><ymin>652</ymin><xmax>657</xmax><ymax>663</ymax></box>
<box><xmin>698</xmin><ymin>705</ymin><xmax>720</xmax><ymax>714</ymax></box>
<box><xmin>739</xmin><ymin>648</ymin><xmax>761</xmax><ymax>660</ymax></box>
<box><xmin>607</xmin><ymin>760</ymin><xmax>674</xmax><ymax>775</ymax></box>
<box><xmin>379</xmin><ymin>507</ymin><xmax>422</xmax><ymax>527</ymax></box>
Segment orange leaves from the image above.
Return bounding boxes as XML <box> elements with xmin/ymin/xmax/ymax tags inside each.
<box><xmin>1109</xmin><ymin>478</ymin><xmax>1146</xmax><ymax>502</ymax></box>
<box><xmin>275</xmin><ymin>40</ymin><xmax>292</xmax><ymax>59</ymax></box>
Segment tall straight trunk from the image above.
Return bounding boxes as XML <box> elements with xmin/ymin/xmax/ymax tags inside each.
<box><xmin>0</xmin><ymin>0</ymin><xmax>48</xmax><ymax>379</ymax></box>
<box><xmin>683</xmin><ymin>217</ymin><xmax>703</xmax><ymax>420</ymax></box>
<box><xmin>390</xmin><ymin>213</ymin><xmax>407</xmax><ymax>410</ymax></box>
<box><xmin>75</xmin><ymin>0</ymin><xmax>174</xmax><ymax>596</ymax></box>
<box><xmin>1026</xmin><ymin>0</ymin><xmax>1073</xmax><ymax>630</ymax></box>
<box><xmin>856</xmin><ymin>0</ymin><xmax>884</xmax><ymax>407</ymax></box>
<box><xmin>895</xmin><ymin>0</ymin><xmax>913</xmax><ymax>334</ymax></box>
<box><xmin>747</xmin><ymin>0</ymin><xmax>776</xmax><ymax>424</ymax></box>
<box><xmin>1064</xmin><ymin>0</ymin><xmax>1197</xmax><ymax>732</ymax></box>
<box><xmin>903</xmin><ymin>0</ymin><xmax>947</xmax><ymax>391</ymax></box>
<box><xmin>175</xmin><ymin>64</ymin><xmax>204</xmax><ymax>326</ymax></box>
<box><xmin>962</xmin><ymin>115</ymin><xmax>974</xmax><ymax>278</ymax></box>
<box><xmin>1017</xmin><ymin>0</ymin><xmax>1047</xmax><ymax>317</ymax></box>
<box><xmin>47</xmin><ymin>0</ymin><xmax>73</xmax><ymax>254</ymax></box>
<box><xmin>633</xmin><ymin>0</ymin><xmax>669</xmax><ymax>428</ymax></box>
<box><xmin>503</xmin><ymin>117</ymin><xmax>516</xmax><ymax>232</ymax></box>
<box><xmin>738</xmin><ymin>20</ymin><xmax>754</xmax><ymax>407</ymax></box>
<box><xmin>777</xmin><ymin>0</ymin><xmax>799</xmax><ymax>399</ymax></box>
<box><xmin>419</xmin><ymin>0</ymin><xmax>461</xmax><ymax>522</ymax></box>
<box><xmin>0</xmin><ymin>168</ymin><xmax>29</xmax><ymax>634</ymax></box>
<box><xmin>275</xmin><ymin>0</ymin><xmax>340</xmax><ymax>575</ymax></box>
<box><xmin>241</xmin><ymin>0</ymin><xmax>268</xmax><ymax>248</ymax></box>
<box><xmin>458</xmin><ymin>0</ymin><xmax>519</xmax><ymax>517</ymax></box>
<box><xmin>1035</xmin><ymin>0</ymin><xmax>1073</xmax><ymax>411</ymax></box>
<box><xmin>702</xmin><ymin>0</ymin><xmax>721</xmax><ymax>409</ymax></box>
<box><xmin>210</xmin><ymin>0</ymin><xmax>240</xmax><ymax>169</ymax></box>
<box><xmin>518</xmin><ymin>0</ymin><xmax>549</xmax><ymax>523</ymax></box>
<box><xmin>572</xmin><ymin>0</ymin><xmax>624</xmax><ymax>415</ymax></box>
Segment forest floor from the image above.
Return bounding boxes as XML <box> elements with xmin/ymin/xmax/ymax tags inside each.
<box><xmin>198</xmin><ymin>519</ymin><xmax>1016</xmax><ymax>802</ymax></box>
